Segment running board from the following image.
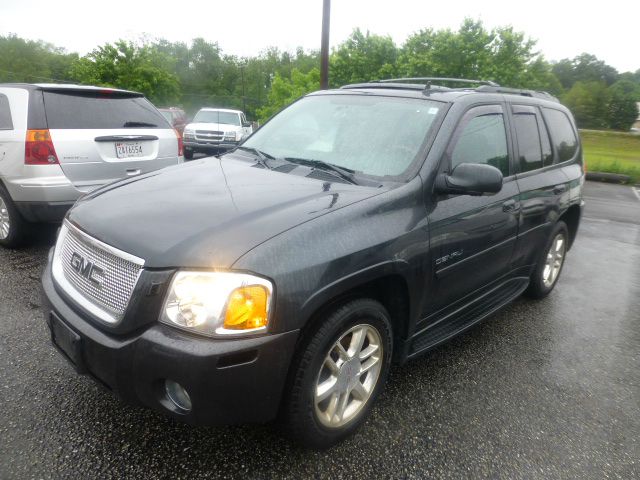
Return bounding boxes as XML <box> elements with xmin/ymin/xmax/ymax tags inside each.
<box><xmin>408</xmin><ymin>277</ymin><xmax>530</xmax><ymax>358</ymax></box>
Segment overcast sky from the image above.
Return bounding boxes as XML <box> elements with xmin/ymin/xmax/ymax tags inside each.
<box><xmin>1</xmin><ymin>0</ymin><xmax>637</xmax><ymax>72</ymax></box>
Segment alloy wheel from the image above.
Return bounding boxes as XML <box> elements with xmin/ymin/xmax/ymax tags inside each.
<box><xmin>0</xmin><ymin>196</ymin><xmax>10</xmax><ymax>240</ymax></box>
<box><xmin>542</xmin><ymin>233</ymin><xmax>566</xmax><ymax>288</ymax></box>
<box><xmin>314</xmin><ymin>324</ymin><xmax>383</xmax><ymax>428</ymax></box>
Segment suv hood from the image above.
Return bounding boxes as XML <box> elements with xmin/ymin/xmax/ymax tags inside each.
<box><xmin>186</xmin><ymin>122</ymin><xmax>241</xmax><ymax>132</ymax></box>
<box><xmin>67</xmin><ymin>157</ymin><xmax>382</xmax><ymax>268</ymax></box>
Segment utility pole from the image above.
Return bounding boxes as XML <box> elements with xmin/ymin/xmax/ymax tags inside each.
<box><xmin>320</xmin><ymin>0</ymin><xmax>330</xmax><ymax>89</ymax></box>
<box><xmin>240</xmin><ymin>64</ymin><xmax>246</xmax><ymax>112</ymax></box>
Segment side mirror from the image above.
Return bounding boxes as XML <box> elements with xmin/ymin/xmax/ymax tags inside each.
<box><xmin>434</xmin><ymin>163</ymin><xmax>503</xmax><ymax>196</ymax></box>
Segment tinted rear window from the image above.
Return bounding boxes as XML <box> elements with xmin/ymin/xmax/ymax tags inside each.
<box><xmin>514</xmin><ymin>113</ymin><xmax>543</xmax><ymax>172</ymax></box>
<box><xmin>43</xmin><ymin>91</ymin><xmax>170</xmax><ymax>129</ymax></box>
<box><xmin>0</xmin><ymin>94</ymin><xmax>13</xmax><ymax>129</ymax></box>
<box><xmin>542</xmin><ymin>108</ymin><xmax>579</xmax><ymax>162</ymax></box>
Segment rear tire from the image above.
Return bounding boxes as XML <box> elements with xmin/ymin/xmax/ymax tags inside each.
<box><xmin>0</xmin><ymin>185</ymin><xmax>29</xmax><ymax>249</ymax></box>
<box><xmin>282</xmin><ymin>299</ymin><xmax>393</xmax><ymax>449</ymax></box>
<box><xmin>524</xmin><ymin>221</ymin><xmax>569</xmax><ymax>299</ymax></box>
<box><xmin>184</xmin><ymin>148</ymin><xmax>194</xmax><ymax>160</ymax></box>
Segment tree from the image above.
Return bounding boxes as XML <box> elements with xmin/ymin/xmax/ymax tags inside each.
<box><xmin>0</xmin><ymin>34</ymin><xmax>77</xmax><ymax>83</ymax></box>
<box><xmin>396</xmin><ymin>19</ymin><xmax>556</xmax><ymax>92</ymax></box>
<box><xmin>561</xmin><ymin>81</ymin><xmax>609</xmax><ymax>129</ymax></box>
<box><xmin>256</xmin><ymin>68</ymin><xmax>320</xmax><ymax>123</ymax></box>
<box><xmin>552</xmin><ymin>53</ymin><xmax>619</xmax><ymax>89</ymax></box>
<box><xmin>70</xmin><ymin>40</ymin><xmax>180</xmax><ymax>105</ymax></box>
<box><xmin>606</xmin><ymin>85</ymin><xmax>639</xmax><ymax>130</ymax></box>
<box><xmin>330</xmin><ymin>29</ymin><xmax>398</xmax><ymax>86</ymax></box>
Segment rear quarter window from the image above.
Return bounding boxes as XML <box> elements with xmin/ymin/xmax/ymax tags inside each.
<box><xmin>542</xmin><ymin>108</ymin><xmax>579</xmax><ymax>162</ymax></box>
<box><xmin>43</xmin><ymin>91</ymin><xmax>171</xmax><ymax>130</ymax></box>
<box><xmin>0</xmin><ymin>94</ymin><xmax>13</xmax><ymax>130</ymax></box>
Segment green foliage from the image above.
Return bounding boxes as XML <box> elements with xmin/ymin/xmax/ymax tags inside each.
<box><xmin>256</xmin><ymin>68</ymin><xmax>320</xmax><ymax>123</ymax></box>
<box><xmin>0</xmin><ymin>34</ymin><xmax>77</xmax><ymax>83</ymax></box>
<box><xmin>330</xmin><ymin>29</ymin><xmax>398</xmax><ymax>86</ymax></box>
<box><xmin>606</xmin><ymin>87</ymin><xmax>639</xmax><ymax>131</ymax></box>
<box><xmin>562</xmin><ymin>81</ymin><xmax>609</xmax><ymax>129</ymax></box>
<box><xmin>2</xmin><ymin>22</ymin><xmax>639</xmax><ymax>128</ymax></box>
<box><xmin>552</xmin><ymin>53</ymin><xmax>619</xmax><ymax>89</ymax></box>
<box><xmin>70</xmin><ymin>40</ymin><xmax>180</xmax><ymax>105</ymax></box>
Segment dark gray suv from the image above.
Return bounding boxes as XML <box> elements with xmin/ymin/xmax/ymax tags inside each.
<box><xmin>42</xmin><ymin>78</ymin><xmax>584</xmax><ymax>448</ymax></box>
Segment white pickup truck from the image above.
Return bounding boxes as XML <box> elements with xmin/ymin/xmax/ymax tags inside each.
<box><xmin>182</xmin><ymin>108</ymin><xmax>253</xmax><ymax>159</ymax></box>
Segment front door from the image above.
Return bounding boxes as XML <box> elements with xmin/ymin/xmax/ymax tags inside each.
<box><xmin>424</xmin><ymin>104</ymin><xmax>520</xmax><ymax>320</ymax></box>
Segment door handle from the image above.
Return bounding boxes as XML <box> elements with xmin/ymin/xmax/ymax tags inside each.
<box><xmin>126</xmin><ymin>169</ymin><xmax>141</xmax><ymax>176</ymax></box>
<box><xmin>553</xmin><ymin>184</ymin><xmax>567</xmax><ymax>194</ymax></box>
<box><xmin>502</xmin><ymin>199</ymin><xmax>518</xmax><ymax>212</ymax></box>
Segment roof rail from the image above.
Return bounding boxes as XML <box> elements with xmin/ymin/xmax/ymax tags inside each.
<box><xmin>340</xmin><ymin>82</ymin><xmax>435</xmax><ymax>91</ymax></box>
<box><xmin>376</xmin><ymin>77</ymin><xmax>500</xmax><ymax>87</ymax></box>
<box><xmin>475</xmin><ymin>85</ymin><xmax>559</xmax><ymax>102</ymax></box>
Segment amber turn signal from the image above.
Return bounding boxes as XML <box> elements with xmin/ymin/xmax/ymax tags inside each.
<box><xmin>223</xmin><ymin>285</ymin><xmax>269</xmax><ymax>330</ymax></box>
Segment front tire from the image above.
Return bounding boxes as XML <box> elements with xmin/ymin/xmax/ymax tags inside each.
<box><xmin>0</xmin><ymin>185</ymin><xmax>29</xmax><ymax>249</ymax></box>
<box><xmin>282</xmin><ymin>299</ymin><xmax>393</xmax><ymax>449</ymax></box>
<box><xmin>524</xmin><ymin>221</ymin><xmax>569</xmax><ymax>299</ymax></box>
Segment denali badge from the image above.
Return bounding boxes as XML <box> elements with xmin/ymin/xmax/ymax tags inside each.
<box><xmin>70</xmin><ymin>252</ymin><xmax>104</xmax><ymax>288</ymax></box>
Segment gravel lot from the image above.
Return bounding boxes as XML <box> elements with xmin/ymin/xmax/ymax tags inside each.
<box><xmin>0</xmin><ymin>181</ymin><xmax>639</xmax><ymax>479</ymax></box>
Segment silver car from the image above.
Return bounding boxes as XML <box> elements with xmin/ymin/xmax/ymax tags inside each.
<box><xmin>0</xmin><ymin>84</ymin><xmax>183</xmax><ymax>247</ymax></box>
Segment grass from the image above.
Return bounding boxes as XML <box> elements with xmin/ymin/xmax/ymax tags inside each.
<box><xmin>580</xmin><ymin>129</ymin><xmax>640</xmax><ymax>183</ymax></box>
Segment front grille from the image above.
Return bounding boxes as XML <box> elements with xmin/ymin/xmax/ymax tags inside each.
<box><xmin>52</xmin><ymin>222</ymin><xmax>144</xmax><ymax>323</ymax></box>
<box><xmin>195</xmin><ymin>130</ymin><xmax>223</xmax><ymax>142</ymax></box>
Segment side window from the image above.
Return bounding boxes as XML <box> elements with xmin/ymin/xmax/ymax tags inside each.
<box><xmin>542</xmin><ymin>108</ymin><xmax>578</xmax><ymax>163</ymax></box>
<box><xmin>513</xmin><ymin>109</ymin><xmax>543</xmax><ymax>172</ymax></box>
<box><xmin>0</xmin><ymin>94</ymin><xmax>13</xmax><ymax>130</ymax></box>
<box><xmin>538</xmin><ymin>111</ymin><xmax>553</xmax><ymax>166</ymax></box>
<box><xmin>450</xmin><ymin>108</ymin><xmax>509</xmax><ymax>177</ymax></box>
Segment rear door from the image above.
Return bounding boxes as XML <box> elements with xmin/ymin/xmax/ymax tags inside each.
<box><xmin>510</xmin><ymin>104</ymin><xmax>572</xmax><ymax>268</ymax></box>
<box><xmin>43</xmin><ymin>89</ymin><xmax>179</xmax><ymax>192</ymax></box>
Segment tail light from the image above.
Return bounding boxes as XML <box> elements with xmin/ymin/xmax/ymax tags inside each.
<box><xmin>25</xmin><ymin>129</ymin><xmax>59</xmax><ymax>165</ymax></box>
<box><xmin>175</xmin><ymin>128</ymin><xmax>184</xmax><ymax>157</ymax></box>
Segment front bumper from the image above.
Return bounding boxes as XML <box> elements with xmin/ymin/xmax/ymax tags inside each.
<box><xmin>183</xmin><ymin>139</ymin><xmax>239</xmax><ymax>151</ymax></box>
<box><xmin>41</xmin><ymin>260</ymin><xmax>299</xmax><ymax>425</ymax></box>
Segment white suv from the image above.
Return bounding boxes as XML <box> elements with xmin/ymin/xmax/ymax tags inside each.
<box><xmin>183</xmin><ymin>108</ymin><xmax>253</xmax><ymax>159</ymax></box>
<box><xmin>0</xmin><ymin>84</ymin><xmax>184</xmax><ymax>247</ymax></box>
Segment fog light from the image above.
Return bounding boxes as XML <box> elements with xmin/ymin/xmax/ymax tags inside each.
<box><xmin>165</xmin><ymin>380</ymin><xmax>192</xmax><ymax>412</ymax></box>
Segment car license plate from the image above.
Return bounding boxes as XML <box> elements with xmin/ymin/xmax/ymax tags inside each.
<box><xmin>48</xmin><ymin>312</ymin><xmax>86</xmax><ymax>373</ymax></box>
<box><xmin>115</xmin><ymin>141</ymin><xmax>144</xmax><ymax>159</ymax></box>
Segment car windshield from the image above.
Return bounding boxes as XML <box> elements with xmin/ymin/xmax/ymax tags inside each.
<box><xmin>242</xmin><ymin>94</ymin><xmax>443</xmax><ymax>178</ymax></box>
<box><xmin>193</xmin><ymin>110</ymin><xmax>240</xmax><ymax>126</ymax></box>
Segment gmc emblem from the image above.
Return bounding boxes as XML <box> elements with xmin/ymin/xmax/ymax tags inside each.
<box><xmin>70</xmin><ymin>252</ymin><xmax>104</xmax><ymax>288</ymax></box>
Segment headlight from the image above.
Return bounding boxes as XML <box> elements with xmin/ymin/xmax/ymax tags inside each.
<box><xmin>224</xmin><ymin>131</ymin><xmax>236</xmax><ymax>140</ymax></box>
<box><xmin>160</xmin><ymin>271</ymin><xmax>273</xmax><ymax>337</ymax></box>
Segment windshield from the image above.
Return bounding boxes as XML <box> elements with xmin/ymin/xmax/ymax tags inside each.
<box><xmin>193</xmin><ymin>110</ymin><xmax>241</xmax><ymax>126</ymax></box>
<box><xmin>243</xmin><ymin>94</ymin><xmax>443</xmax><ymax>178</ymax></box>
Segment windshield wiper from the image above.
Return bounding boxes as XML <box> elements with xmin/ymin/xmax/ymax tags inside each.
<box><xmin>123</xmin><ymin>121</ymin><xmax>157</xmax><ymax>128</ymax></box>
<box><xmin>235</xmin><ymin>146</ymin><xmax>274</xmax><ymax>170</ymax></box>
<box><xmin>283</xmin><ymin>157</ymin><xmax>359</xmax><ymax>185</ymax></box>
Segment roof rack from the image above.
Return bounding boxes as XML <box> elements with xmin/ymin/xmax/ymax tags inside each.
<box><xmin>339</xmin><ymin>78</ymin><xmax>558</xmax><ymax>103</ymax></box>
<box><xmin>376</xmin><ymin>77</ymin><xmax>500</xmax><ymax>88</ymax></box>
<box><xmin>475</xmin><ymin>85</ymin><xmax>559</xmax><ymax>102</ymax></box>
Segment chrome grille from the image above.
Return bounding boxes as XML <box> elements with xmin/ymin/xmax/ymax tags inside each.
<box><xmin>195</xmin><ymin>130</ymin><xmax>223</xmax><ymax>142</ymax></box>
<box><xmin>52</xmin><ymin>222</ymin><xmax>144</xmax><ymax>324</ymax></box>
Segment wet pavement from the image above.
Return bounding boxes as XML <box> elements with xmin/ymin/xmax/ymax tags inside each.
<box><xmin>0</xmin><ymin>181</ymin><xmax>638</xmax><ymax>479</ymax></box>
